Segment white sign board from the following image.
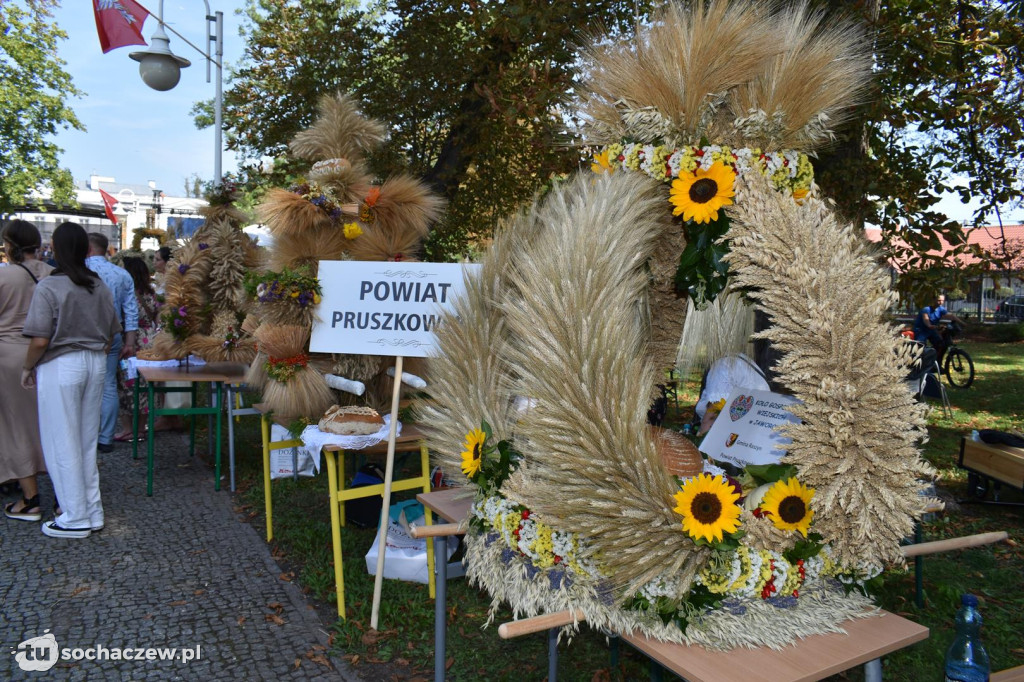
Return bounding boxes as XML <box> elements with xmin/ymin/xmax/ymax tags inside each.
<box><xmin>310</xmin><ymin>261</ymin><xmax>480</xmax><ymax>357</ymax></box>
<box><xmin>698</xmin><ymin>389</ymin><xmax>801</xmax><ymax>468</ymax></box>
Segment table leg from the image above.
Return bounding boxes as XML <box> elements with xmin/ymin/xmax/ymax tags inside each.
<box><xmin>548</xmin><ymin>627</ymin><xmax>559</xmax><ymax>682</ymax></box>
<box><xmin>421</xmin><ymin>444</ymin><xmax>435</xmax><ymax>601</ymax></box>
<box><xmin>189</xmin><ymin>384</ymin><xmax>197</xmax><ymax>456</ymax></box>
<box><xmin>425</xmin><ymin>509</ymin><xmax>436</xmax><ymax>601</ymax></box>
<box><xmin>132</xmin><ymin>376</ymin><xmax>140</xmax><ymax>460</ymax></box>
<box><xmin>226</xmin><ymin>385</ymin><xmax>236</xmax><ymax>492</ymax></box>
<box><xmin>864</xmin><ymin>658</ymin><xmax>882</xmax><ymax>682</ymax></box>
<box><xmin>434</xmin><ymin>532</ymin><xmax>448</xmax><ymax>681</ymax></box>
<box><xmin>261</xmin><ymin>415</ymin><xmax>273</xmax><ymax>542</ymax></box>
<box><xmin>146</xmin><ymin>381</ymin><xmax>156</xmax><ymax>497</ymax></box>
<box><xmin>325</xmin><ymin>452</ymin><xmax>346</xmax><ymax>618</ymax></box>
<box><xmin>207</xmin><ymin>383</ymin><xmax>214</xmax><ymax>456</ymax></box>
<box><xmin>214</xmin><ymin>382</ymin><xmax>222</xmax><ymax>492</ymax></box>
<box><xmin>914</xmin><ymin>522</ymin><xmax>924</xmax><ymax>608</ymax></box>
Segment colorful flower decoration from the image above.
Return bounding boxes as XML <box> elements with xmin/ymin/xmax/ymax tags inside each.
<box><xmin>343</xmin><ymin>222</ymin><xmax>363</xmax><ymax>240</ymax></box>
<box><xmin>265</xmin><ymin>353</ymin><xmax>309</xmax><ymax>383</ymax></box>
<box><xmin>246</xmin><ymin>267</ymin><xmax>322</xmax><ymax>309</ymax></box>
<box><xmin>673</xmin><ymin>473</ymin><xmax>742</xmax><ymax>544</ymax></box>
<box><xmin>290</xmin><ymin>180</ymin><xmax>344</xmax><ymax>221</ymax></box>
<box><xmin>759</xmin><ymin>478</ymin><xmax>815</xmax><ymax>536</ymax></box>
<box><xmin>360</xmin><ymin>187</ymin><xmax>381</xmax><ymax>224</ymax></box>
<box><xmin>670</xmin><ymin>162</ymin><xmax>736</xmax><ymax>224</ymax></box>
<box><xmin>461</xmin><ymin>428</ymin><xmax>486</xmax><ymax>478</ymax></box>
<box><xmin>590</xmin><ymin>149</ymin><xmax>616</xmax><ymax>175</ymax></box>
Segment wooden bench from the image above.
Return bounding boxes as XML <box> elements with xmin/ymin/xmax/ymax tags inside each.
<box><xmin>959</xmin><ymin>436</ymin><xmax>1024</xmax><ymax>501</ymax></box>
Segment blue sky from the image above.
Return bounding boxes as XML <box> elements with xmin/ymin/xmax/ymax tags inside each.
<box><xmin>47</xmin><ymin>2</ymin><xmax>1018</xmax><ymax>224</ymax></box>
<box><xmin>51</xmin><ymin>1</ymin><xmax>246</xmax><ymax>195</ymax></box>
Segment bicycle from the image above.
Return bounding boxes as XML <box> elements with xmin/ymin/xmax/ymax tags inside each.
<box><xmin>938</xmin><ymin>322</ymin><xmax>975</xmax><ymax>389</ymax></box>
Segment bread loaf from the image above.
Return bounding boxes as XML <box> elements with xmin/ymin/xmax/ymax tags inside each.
<box><xmin>318</xmin><ymin>405</ymin><xmax>384</xmax><ymax>436</ymax></box>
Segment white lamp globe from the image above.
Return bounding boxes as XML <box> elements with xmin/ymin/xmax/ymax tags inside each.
<box><xmin>129</xmin><ymin>25</ymin><xmax>191</xmax><ymax>92</ymax></box>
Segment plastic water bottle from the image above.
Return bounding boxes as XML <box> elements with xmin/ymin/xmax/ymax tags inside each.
<box><xmin>944</xmin><ymin>594</ymin><xmax>990</xmax><ymax>682</ymax></box>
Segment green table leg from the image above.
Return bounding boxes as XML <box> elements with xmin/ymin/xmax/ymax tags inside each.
<box><xmin>147</xmin><ymin>380</ymin><xmax>156</xmax><ymax>496</ymax></box>
<box><xmin>189</xmin><ymin>384</ymin><xmax>197</xmax><ymax>456</ymax></box>
<box><xmin>132</xmin><ymin>376</ymin><xmax>140</xmax><ymax>460</ymax></box>
<box><xmin>214</xmin><ymin>382</ymin><xmax>222</xmax><ymax>492</ymax></box>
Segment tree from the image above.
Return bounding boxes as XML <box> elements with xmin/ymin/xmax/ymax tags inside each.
<box><xmin>0</xmin><ymin>0</ymin><xmax>84</xmax><ymax>216</ymax></box>
<box><xmin>814</xmin><ymin>0</ymin><xmax>1024</xmax><ymax>303</ymax></box>
<box><xmin>202</xmin><ymin>0</ymin><xmax>648</xmax><ymax>258</ymax></box>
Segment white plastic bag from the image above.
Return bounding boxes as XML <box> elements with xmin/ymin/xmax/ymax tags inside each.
<box><xmin>269</xmin><ymin>424</ymin><xmax>317</xmax><ymax>479</ymax></box>
<box><xmin>365</xmin><ymin>520</ymin><xmax>459</xmax><ymax>584</ymax></box>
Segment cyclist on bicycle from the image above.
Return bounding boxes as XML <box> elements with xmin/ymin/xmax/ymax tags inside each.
<box><xmin>913</xmin><ymin>293</ymin><xmax>965</xmax><ymax>365</ymax></box>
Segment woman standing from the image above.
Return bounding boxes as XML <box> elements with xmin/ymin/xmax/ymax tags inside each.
<box><xmin>114</xmin><ymin>256</ymin><xmax>161</xmax><ymax>441</ymax></box>
<box><xmin>1</xmin><ymin>220</ymin><xmax>53</xmax><ymax>521</ymax></box>
<box><xmin>21</xmin><ymin>222</ymin><xmax>121</xmax><ymax>539</ymax></box>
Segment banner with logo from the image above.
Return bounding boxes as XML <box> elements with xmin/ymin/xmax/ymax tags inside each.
<box><xmin>698</xmin><ymin>389</ymin><xmax>801</xmax><ymax>468</ymax></box>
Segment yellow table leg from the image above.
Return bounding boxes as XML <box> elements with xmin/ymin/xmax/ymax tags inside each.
<box><xmin>262</xmin><ymin>415</ymin><xmax>273</xmax><ymax>542</ymax></box>
<box><xmin>421</xmin><ymin>444</ymin><xmax>436</xmax><ymax>600</ymax></box>
<box><xmin>338</xmin><ymin>449</ymin><xmax>347</xmax><ymax>527</ymax></box>
<box><xmin>325</xmin><ymin>451</ymin><xmax>346</xmax><ymax>619</ymax></box>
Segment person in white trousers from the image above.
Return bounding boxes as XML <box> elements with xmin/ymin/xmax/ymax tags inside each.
<box><xmin>21</xmin><ymin>222</ymin><xmax>121</xmax><ymax>539</ymax></box>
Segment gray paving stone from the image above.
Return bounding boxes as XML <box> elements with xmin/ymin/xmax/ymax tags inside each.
<box><xmin>0</xmin><ymin>431</ymin><xmax>361</xmax><ymax>681</ymax></box>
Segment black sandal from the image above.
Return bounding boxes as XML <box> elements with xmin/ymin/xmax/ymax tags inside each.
<box><xmin>4</xmin><ymin>494</ymin><xmax>42</xmax><ymax>522</ymax></box>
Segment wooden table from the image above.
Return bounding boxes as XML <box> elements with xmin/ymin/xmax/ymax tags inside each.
<box><xmin>417</xmin><ymin>490</ymin><xmax>929</xmax><ymax>682</ymax></box>
<box><xmin>132</xmin><ymin>365</ymin><xmax>246</xmax><ymax>496</ymax></box>
<box><xmin>622</xmin><ymin>610</ymin><xmax>928</xmax><ymax>682</ymax></box>
<box><xmin>254</xmin><ymin>407</ymin><xmax>433</xmax><ymax>618</ymax></box>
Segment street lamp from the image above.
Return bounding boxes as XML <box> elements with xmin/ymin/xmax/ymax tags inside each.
<box><xmin>129</xmin><ymin>0</ymin><xmax>224</xmax><ymax>184</ymax></box>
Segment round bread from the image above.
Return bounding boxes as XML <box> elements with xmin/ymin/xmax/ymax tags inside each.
<box><xmin>318</xmin><ymin>404</ymin><xmax>384</xmax><ymax>436</ymax></box>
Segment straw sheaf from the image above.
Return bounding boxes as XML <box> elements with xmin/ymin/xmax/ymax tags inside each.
<box><xmin>724</xmin><ymin>175</ymin><xmax>936</xmax><ymax>570</ymax></box>
<box><xmin>257</xmin><ymin>297</ymin><xmax>318</xmax><ymax>329</ymax></box>
<box><xmin>577</xmin><ymin>0</ymin><xmax>871</xmax><ymax>151</ymax></box>
<box><xmin>579</xmin><ymin>0</ymin><xmax>779</xmax><ymax>146</ymax></box>
<box><xmin>260</xmin><ymin>368</ymin><xmax>335</xmax><ymax>421</ymax></box>
<box><xmin>149</xmin><ymin>330</ymin><xmax>191</xmax><ymax>361</ymax></box>
<box><xmin>253</xmin><ymin>323</ymin><xmax>309</xmax><ymax>358</ymax></box>
<box><xmin>728</xmin><ymin>3</ymin><xmax>873</xmax><ymax>150</ymax></box>
<box><xmin>266</xmin><ymin>228</ymin><xmax>334</xmax><ymax>273</ymax></box>
<box><xmin>259</xmin><ymin>189</ymin><xmax>337</xmax><ymax>239</ymax></box>
<box><xmin>288</xmin><ymin>92</ymin><xmax>386</xmax><ymax>164</ymax></box>
<box><xmin>246</xmin><ymin>351</ymin><xmax>269</xmax><ymax>392</ymax></box>
<box><xmin>495</xmin><ymin>172</ymin><xmax>709</xmax><ymax>600</ymax></box>
<box><xmin>188</xmin><ymin>334</ymin><xmax>257</xmax><ymax>365</ymax></box>
<box><xmin>198</xmin><ymin>202</ymin><xmax>248</xmax><ymax>225</ymax></box>
<box><xmin>415</xmin><ymin>186</ymin><xmax>558</xmax><ymax>480</ymax></box>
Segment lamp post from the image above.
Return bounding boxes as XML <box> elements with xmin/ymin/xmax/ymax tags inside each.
<box><xmin>130</xmin><ymin>0</ymin><xmax>224</xmax><ymax>185</ymax></box>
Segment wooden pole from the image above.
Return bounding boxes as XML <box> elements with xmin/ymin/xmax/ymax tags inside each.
<box><xmin>901</xmin><ymin>531</ymin><xmax>1008</xmax><ymax>558</ymax></box>
<box><xmin>498</xmin><ymin>610</ymin><xmax>586</xmax><ymax>639</ymax></box>
<box><xmin>370</xmin><ymin>355</ymin><xmax>404</xmax><ymax>630</ymax></box>
<box><xmin>409</xmin><ymin>522</ymin><xmax>465</xmax><ymax>539</ymax></box>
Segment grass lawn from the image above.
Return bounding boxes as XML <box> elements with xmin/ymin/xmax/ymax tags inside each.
<box><xmin>228</xmin><ymin>339</ymin><xmax>1024</xmax><ymax>680</ymax></box>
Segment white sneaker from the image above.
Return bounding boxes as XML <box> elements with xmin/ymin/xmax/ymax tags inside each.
<box><xmin>41</xmin><ymin>521</ymin><xmax>91</xmax><ymax>539</ymax></box>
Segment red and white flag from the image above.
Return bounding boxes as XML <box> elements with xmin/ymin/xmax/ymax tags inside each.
<box><xmin>98</xmin><ymin>189</ymin><xmax>120</xmax><ymax>225</ymax></box>
<box><xmin>93</xmin><ymin>0</ymin><xmax>150</xmax><ymax>54</ymax></box>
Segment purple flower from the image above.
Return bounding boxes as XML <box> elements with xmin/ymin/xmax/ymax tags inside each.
<box><xmin>174</xmin><ymin>319</ymin><xmax>184</xmax><ymax>327</ymax></box>
<box><xmin>178</xmin><ymin>306</ymin><xmax>187</xmax><ymax>316</ymax></box>
<box><xmin>198</xmin><ymin>243</ymin><xmax>209</xmax><ymax>250</ymax></box>
<box><xmin>178</xmin><ymin>264</ymin><xmax>190</xmax><ymax>274</ymax></box>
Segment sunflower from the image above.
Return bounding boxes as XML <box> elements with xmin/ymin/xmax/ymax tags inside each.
<box><xmin>590</xmin><ymin>149</ymin><xmax>616</xmax><ymax>175</ymax></box>
<box><xmin>759</xmin><ymin>478</ymin><xmax>815</xmax><ymax>536</ymax></box>
<box><xmin>669</xmin><ymin>162</ymin><xmax>736</xmax><ymax>224</ymax></box>
<box><xmin>673</xmin><ymin>473</ymin><xmax>742</xmax><ymax>544</ymax></box>
<box><xmin>460</xmin><ymin>428</ymin><xmax>487</xmax><ymax>478</ymax></box>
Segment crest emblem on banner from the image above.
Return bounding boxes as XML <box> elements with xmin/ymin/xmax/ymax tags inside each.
<box><xmin>729</xmin><ymin>394</ymin><xmax>754</xmax><ymax>421</ymax></box>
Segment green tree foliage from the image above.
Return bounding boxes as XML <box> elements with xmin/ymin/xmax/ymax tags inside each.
<box><xmin>0</xmin><ymin>0</ymin><xmax>84</xmax><ymax>216</ymax></box>
<box><xmin>210</xmin><ymin>0</ymin><xmax>1022</xmax><ymax>269</ymax></box>
<box><xmin>207</xmin><ymin>0</ymin><xmax>647</xmax><ymax>259</ymax></box>
<box><xmin>815</xmin><ymin>0</ymin><xmax>1024</xmax><ymax>303</ymax></box>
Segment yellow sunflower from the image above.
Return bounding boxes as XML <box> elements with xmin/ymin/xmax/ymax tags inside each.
<box><xmin>673</xmin><ymin>473</ymin><xmax>742</xmax><ymax>544</ymax></box>
<box><xmin>460</xmin><ymin>428</ymin><xmax>487</xmax><ymax>478</ymax></box>
<box><xmin>590</xmin><ymin>149</ymin><xmax>616</xmax><ymax>175</ymax></box>
<box><xmin>759</xmin><ymin>478</ymin><xmax>815</xmax><ymax>536</ymax></box>
<box><xmin>669</xmin><ymin>162</ymin><xmax>736</xmax><ymax>224</ymax></box>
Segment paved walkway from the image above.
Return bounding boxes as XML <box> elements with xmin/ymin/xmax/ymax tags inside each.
<box><xmin>0</xmin><ymin>432</ymin><xmax>360</xmax><ymax>680</ymax></box>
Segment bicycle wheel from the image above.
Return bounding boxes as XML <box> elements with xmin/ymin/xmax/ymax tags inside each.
<box><xmin>944</xmin><ymin>348</ymin><xmax>975</xmax><ymax>389</ymax></box>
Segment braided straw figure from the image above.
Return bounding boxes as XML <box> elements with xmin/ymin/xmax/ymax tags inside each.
<box><xmin>249</xmin><ymin>93</ymin><xmax>444</xmax><ymax>419</ymax></box>
<box><xmin>416</xmin><ymin>0</ymin><xmax>938</xmax><ymax>651</ymax></box>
